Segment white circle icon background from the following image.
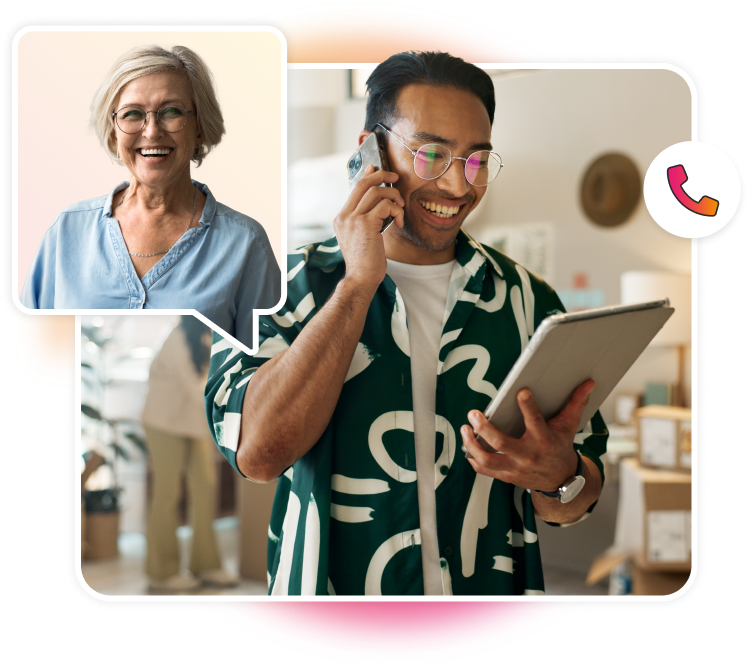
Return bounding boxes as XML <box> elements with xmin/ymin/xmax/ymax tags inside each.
<box><xmin>644</xmin><ymin>141</ymin><xmax>741</xmax><ymax>238</ymax></box>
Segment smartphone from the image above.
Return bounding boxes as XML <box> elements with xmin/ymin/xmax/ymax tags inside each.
<box><xmin>346</xmin><ymin>132</ymin><xmax>395</xmax><ymax>233</ymax></box>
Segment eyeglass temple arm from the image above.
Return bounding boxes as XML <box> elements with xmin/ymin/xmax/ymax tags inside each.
<box><xmin>375</xmin><ymin>123</ymin><xmax>417</xmax><ymax>157</ymax></box>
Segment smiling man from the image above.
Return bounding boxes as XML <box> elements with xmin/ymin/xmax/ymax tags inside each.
<box><xmin>206</xmin><ymin>52</ymin><xmax>608</xmax><ymax>595</ymax></box>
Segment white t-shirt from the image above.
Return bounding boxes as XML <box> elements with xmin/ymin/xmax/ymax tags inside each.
<box><xmin>386</xmin><ymin>258</ymin><xmax>456</xmax><ymax>595</ymax></box>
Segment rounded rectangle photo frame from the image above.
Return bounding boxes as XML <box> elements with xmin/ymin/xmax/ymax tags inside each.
<box><xmin>13</xmin><ymin>26</ymin><xmax>288</xmax><ymax>356</ymax></box>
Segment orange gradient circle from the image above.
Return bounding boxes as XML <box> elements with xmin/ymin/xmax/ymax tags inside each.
<box><xmin>267</xmin><ymin>3</ymin><xmax>544</xmax><ymax>63</ymax></box>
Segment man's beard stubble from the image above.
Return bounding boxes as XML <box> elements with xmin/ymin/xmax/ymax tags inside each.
<box><xmin>399</xmin><ymin>194</ymin><xmax>472</xmax><ymax>253</ymax></box>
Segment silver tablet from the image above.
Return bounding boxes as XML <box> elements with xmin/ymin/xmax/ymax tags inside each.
<box><xmin>481</xmin><ymin>299</ymin><xmax>674</xmax><ymax>442</ymax></box>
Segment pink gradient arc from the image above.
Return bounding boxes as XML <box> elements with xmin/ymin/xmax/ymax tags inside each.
<box><xmin>213</xmin><ymin>602</ymin><xmax>575</xmax><ymax>661</ymax></box>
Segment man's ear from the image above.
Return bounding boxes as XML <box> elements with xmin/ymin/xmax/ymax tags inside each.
<box><xmin>358</xmin><ymin>130</ymin><xmax>371</xmax><ymax>146</ymax></box>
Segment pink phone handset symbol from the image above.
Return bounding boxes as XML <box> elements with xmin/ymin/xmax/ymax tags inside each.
<box><xmin>667</xmin><ymin>164</ymin><xmax>719</xmax><ymax>216</ymax></box>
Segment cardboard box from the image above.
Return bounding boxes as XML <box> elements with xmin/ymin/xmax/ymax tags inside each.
<box><xmin>631</xmin><ymin>562</ymin><xmax>690</xmax><ymax>595</ymax></box>
<box><xmin>587</xmin><ymin>551</ymin><xmax>691</xmax><ymax>595</ymax></box>
<box><xmin>238</xmin><ymin>477</ymin><xmax>277</xmax><ymax>583</ymax></box>
<box><xmin>586</xmin><ymin>550</ymin><xmax>630</xmax><ymax>593</ymax></box>
<box><xmin>81</xmin><ymin>452</ymin><xmax>106</xmax><ymax>561</ymax></box>
<box><xmin>587</xmin><ymin>457</ymin><xmax>691</xmax><ymax>590</ymax></box>
<box><xmin>84</xmin><ymin>511</ymin><xmax>120</xmax><ymax>560</ymax></box>
<box><xmin>617</xmin><ymin>458</ymin><xmax>691</xmax><ymax>570</ymax></box>
<box><xmin>636</xmin><ymin>405</ymin><xmax>691</xmax><ymax>472</ymax></box>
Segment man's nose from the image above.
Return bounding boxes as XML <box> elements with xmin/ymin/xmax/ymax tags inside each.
<box><xmin>438</xmin><ymin>158</ymin><xmax>471</xmax><ymax>197</ymax></box>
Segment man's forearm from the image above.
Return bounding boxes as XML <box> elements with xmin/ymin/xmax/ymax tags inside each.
<box><xmin>530</xmin><ymin>456</ymin><xmax>602</xmax><ymax>524</ymax></box>
<box><xmin>236</xmin><ymin>277</ymin><xmax>376</xmax><ymax>482</ymax></box>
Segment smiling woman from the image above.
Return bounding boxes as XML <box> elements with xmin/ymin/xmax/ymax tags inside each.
<box><xmin>20</xmin><ymin>44</ymin><xmax>281</xmax><ymax>347</ymax></box>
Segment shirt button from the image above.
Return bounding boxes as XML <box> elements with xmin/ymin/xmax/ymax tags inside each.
<box><xmin>444</xmin><ymin>546</ymin><xmax>452</xmax><ymax>556</ymax></box>
<box><xmin>439</xmin><ymin>465</ymin><xmax>449</xmax><ymax>475</ymax></box>
<box><xmin>437</xmin><ymin>383</ymin><xmax>444</xmax><ymax>393</ymax></box>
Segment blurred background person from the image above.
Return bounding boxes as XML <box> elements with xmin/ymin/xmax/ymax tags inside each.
<box><xmin>142</xmin><ymin>315</ymin><xmax>237</xmax><ymax>592</ymax></box>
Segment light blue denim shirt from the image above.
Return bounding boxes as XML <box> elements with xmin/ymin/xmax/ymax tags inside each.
<box><xmin>20</xmin><ymin>180</ymin><xmax>281</xmax><ymax>347</ymax></box>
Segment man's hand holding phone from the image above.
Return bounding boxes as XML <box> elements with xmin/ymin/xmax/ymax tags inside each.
<box><xmin>333</xmin><ymin>164</ymin><xmax>405</xmax><ymax>298</ymax></box>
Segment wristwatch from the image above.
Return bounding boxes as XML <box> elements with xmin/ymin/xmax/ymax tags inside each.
<box><xmin>537</xmin><ymin>451</ymin><xmax>586</xmax><ymax>503</ymax></box>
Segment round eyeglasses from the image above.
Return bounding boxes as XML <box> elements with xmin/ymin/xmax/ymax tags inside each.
<box><xmin>112</xmin><ymin>105</ymin><xmax>195</xmax><ymax>134</ymax></box>
<box><xmin>376</xmin><ymin>123</ymin><xmax>503</xmax><ymax>187</ymax></box>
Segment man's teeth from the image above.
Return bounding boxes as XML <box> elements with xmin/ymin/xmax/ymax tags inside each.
<box><xmin>419</xmin><ymin>200</ymin><xmax>459</xmax><ymax>218</ymax></box>
<box><xmin>140</xmin><ymin>148</ymin><xmax>171</xmax><ymax>156</ymax></box>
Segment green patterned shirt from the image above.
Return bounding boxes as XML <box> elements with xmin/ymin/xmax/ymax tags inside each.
<box><xmin>206</xmin><ymin>230</ymin><xmax>608</xmax><ymax>595</ymax></box>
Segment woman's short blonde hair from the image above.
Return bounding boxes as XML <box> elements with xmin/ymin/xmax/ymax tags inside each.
<box><xmin>90</xmin><ymin>45</ymin><xmax>225</xmax><ymax>167</ymax></box>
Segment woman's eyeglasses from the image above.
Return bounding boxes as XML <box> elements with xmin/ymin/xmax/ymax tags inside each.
<box><xmin>376</xmin><ymin>123</ymin><xmax>503</xmax><ymax>187</ymax></box>
<box><xmin>113</xmin><ymin>105</ymin><xmax>195</xmax><ymax>134</ymax></box>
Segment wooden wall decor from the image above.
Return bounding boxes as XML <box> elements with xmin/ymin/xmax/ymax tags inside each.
<box><xmin>580</xmin><ymin>153</ymin><xmax>641</xmax><ymax>227</ymax></box>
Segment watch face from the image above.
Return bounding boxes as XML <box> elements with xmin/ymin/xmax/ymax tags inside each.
<box><xmin>559</xmin><ymin>476</ymin><xmax>586</xmax><ymax>504</ymax></box>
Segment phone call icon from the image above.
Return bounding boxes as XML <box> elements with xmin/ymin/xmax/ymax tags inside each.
<box><xmin>667</xmin><ymin>164</ymin><xmax>719</xmax><ymax>217</ymax></box>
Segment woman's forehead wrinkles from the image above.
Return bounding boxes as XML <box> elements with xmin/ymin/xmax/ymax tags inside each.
<box><xmin>117</xmin><ymin>98</ymin><xmax>188</xmax><ymax>110</ymax></box>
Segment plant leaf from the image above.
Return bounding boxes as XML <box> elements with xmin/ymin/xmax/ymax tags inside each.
<box><xmin>81</xmin><ymin>404</ymin><xmax>103</xmax><ymax>420</ymax></box>
<box><xmin>123</xmin><ymin>431</ymin><xmax>148</xmax><ymax>454</ymax></box>
<box><xmin>110</xmin><ymin>442</ymin><xmax>130</xmax><ymax>462</ymax></box>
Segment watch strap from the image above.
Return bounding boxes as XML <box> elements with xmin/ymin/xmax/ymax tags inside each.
<box><xmin>537</xmin><ymin>451</ymin><xmax>584</xmax><ymax>499</ymax></box>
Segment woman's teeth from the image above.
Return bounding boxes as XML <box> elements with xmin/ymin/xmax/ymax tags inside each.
<box><xmin>420</xmin><ymin>200</ymin><xmax>459</xmax><ymax>218</ymax></box>
<box><xmin>139</xmin><ymin>148</ymin><xmax>171</xmax><ymax>156</ymax></box>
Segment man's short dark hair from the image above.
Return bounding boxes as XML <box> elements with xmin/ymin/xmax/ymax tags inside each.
<box><xmin>364</xmin><ymin>51</ymin><xmax>495</xmax><ymax>132</ymax></box>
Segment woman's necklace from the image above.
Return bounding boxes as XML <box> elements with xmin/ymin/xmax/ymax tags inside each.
<box><xmin>116</xmin><ymin>184</ymin><xmax>198</xmax><ymax>258</ymax></box>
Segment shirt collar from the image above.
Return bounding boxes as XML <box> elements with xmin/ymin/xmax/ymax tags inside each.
<box><xmin>102</xmin><ymin>179</ymin><xmax>217</xmax><ymax>228</ymax></box>
<box><xmin>103</xmin><ymin>181</ymin><xmax>129</xmax><ymax>218</ymax></box>
<box><xmin>306</xmin><ymin>229</ymin><xmax>502</xmax><ymax>278</ymax></box>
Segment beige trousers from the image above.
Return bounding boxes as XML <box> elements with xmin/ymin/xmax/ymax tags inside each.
<box><xmin>144</xmin><ymin>426</ymin><xmax>222</xmax><ymax>579</ymax></box>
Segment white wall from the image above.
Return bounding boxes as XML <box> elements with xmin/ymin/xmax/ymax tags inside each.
<box><xmin>288</xmin><ymin>69</ymin><xmax>351</xmax><ymax>164</ymax></box>
<box><xmin>470</xmin><ymin>69</ymin><xmax>691</xmax><ymax>291</ymax></box>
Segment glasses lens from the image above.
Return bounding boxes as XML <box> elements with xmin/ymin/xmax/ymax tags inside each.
<box><xmin>414</xmin><ymin>144</ymin><xmax>451</xmax><ymax>180</ymax></box>
<box><xmin>116</xmin><ymin>108</ymin><xmax>146</xmax><ymax>134</ymax></box>
<box><xmin>465</xmin><ymin>151</ymin><xmax>502</xmax><ymax>186</ymax></box>
<box><xmin>158</xmin><ymin>106</ymin><xmax>188</xmax><ymax>133</ymax></box>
